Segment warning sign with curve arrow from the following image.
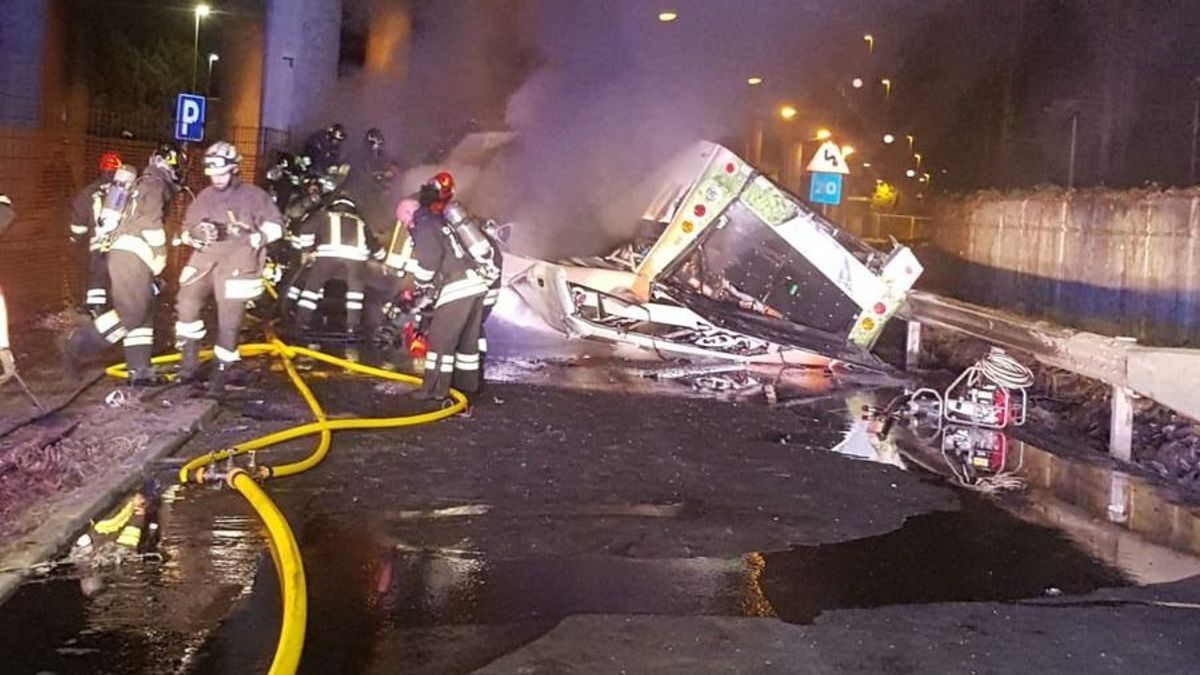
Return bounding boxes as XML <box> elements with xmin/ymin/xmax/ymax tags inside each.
<box><xmin>806</xmin><ymin>140</ymin><xmax>850</xmax><ymax>175</ymax></box>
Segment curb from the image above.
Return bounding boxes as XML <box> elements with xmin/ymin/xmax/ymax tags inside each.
<box><xmin>0</xmin><ymin>397</ymin><xmax>219</xmax><ymax>605</ymax></box>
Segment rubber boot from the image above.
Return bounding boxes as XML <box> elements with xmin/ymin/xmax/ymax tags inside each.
<box><xmin>177</xmin><ymin>340</ymin><xmax>201</xmax><ymax>384</ymax></box>
<box><xmin>208</xmin><ymin>361</ymin><xmax>230</xmax><ymax>397</ymax></box>
<box><xmin>129</xmin><ymin>368</ymin><xmax>166</xmax><ymax>387</ymax></box>
<box><xmin>59</xmin><ymin>323</ymin><xmax>108</xmax><ymax>380</ymax></box>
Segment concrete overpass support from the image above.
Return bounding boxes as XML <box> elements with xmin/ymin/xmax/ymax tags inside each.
<box><xmin>260</xmin><ymin>0</ymin><xmax>342</xmax><ymax>136</ymax></box>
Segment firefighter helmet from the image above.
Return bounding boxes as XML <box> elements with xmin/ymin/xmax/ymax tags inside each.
<box><xmin>98</xmin><ymin>151</ymin><xmax>123</xmax><ymax>173</ymax></box>
<box><xmin>365</xmin><ymin>128</ymin><xmax>384</xmax><ymax>151</ymax></box>
<box><xmin>203</xmin><ymin>141</ymin><xmax>241</xmax><ymax>176</ymax></box>
<box><xmin>328</xmin><ymin>194</ymin><xmax>359</xmax><ymax>214</ymax></box>
<box><xmin>428</xmin><ymin>171</ymin><xmax>455</xmax><ymax>201</ymax></box>
<box><xmin>152</xmin><ymin>142</ymin><xmax>188</xmax><ymax>183</ymax></box>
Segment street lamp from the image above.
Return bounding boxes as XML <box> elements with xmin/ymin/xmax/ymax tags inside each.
<box><xmin>841</xmin><ymin>145</ymin><xmax>855</xmax><ymax>157</ymax></box>
<box><xmin>880</xmin><ymin>78</ymin><xmax>892</xmax><ymax>98</ymax></box>
<box><xmin>913</xmin><ymin>152</ymin><xmax>923</xmax><ymax>169</ymax></box>
<box><xmin>905</xmin><ymin>168</ymin><xmax>917</xmax><ymax>178</ymax></box>
<box><xmin>207</xmin><ymin>53</ymin><xmax>219</xmax><ymax>92</ymax></box>
<box><xmin>883</xmin><ymin>133</ymin><xmax>895</xmax><ymax>144</ymax></box>
<box><xmin>851</xmin><ymin>77</ymin><xmax>864</xmax><ymax>89</ymax></box>
<box><xmin>815</xmin><ymin>128</ymin><xmax>832</xmax><ymax>140</ymax></box>
<box><xmin>864</xmin><ymin>34</ymin><xmax>874</xmax><ymax>54</ymax></box>
<box><xmin>747</xmin><ymin>76</ymin><xmax>763</xmax><ymax>86</ymax></box>
<box><xmin>658</xmin><ymin>11</ymin><xmax>678</xmax><ymax>22</ymax></box>
<box><xmin>906</xmin><ymin>134</ymin><xmax>915</xmax><ymax>153</ymax></box>
<box><xmin>192</xmin><ymin>4</ymin><xmax>212</xmax><ymax>92</ymax></box>
<box><xmin>779</xmin><ymin>105</ymin><xmax>798</xmax><ymax>121</ymax></box>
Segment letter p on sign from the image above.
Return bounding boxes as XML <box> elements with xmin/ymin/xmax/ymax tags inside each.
<box><xmin>175</xmin><ymin>93</ymin><xmax>206</xmax><ymax>143</ymax></box>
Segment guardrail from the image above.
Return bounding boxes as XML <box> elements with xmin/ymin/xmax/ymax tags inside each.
<box><xmin>900</xmin><ymin>290</ymin><xmax>1200</xmax><ymax>462</ymax></box>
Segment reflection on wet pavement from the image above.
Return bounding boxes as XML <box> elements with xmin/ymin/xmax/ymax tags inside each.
<box><xmin>2</xmin><ymin>344</ymin><xmax>1200</xmax><ymax>674</ymax></box>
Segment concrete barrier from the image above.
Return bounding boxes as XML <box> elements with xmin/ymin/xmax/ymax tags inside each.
<box><xmin>930</xmin><ymin>188</ymin><xmax>1200</xmax><ymax>346</ymax></box>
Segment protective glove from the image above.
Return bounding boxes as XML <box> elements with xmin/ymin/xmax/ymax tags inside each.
<box><xmin>0</xmin><ymin>348</ymin><xmax>16</xmax><ymax>385</ymax></box>
<box><xmin>191</xmin><ymin>221</ymin><xmax>225</xmax><ymax>250</ymax></box>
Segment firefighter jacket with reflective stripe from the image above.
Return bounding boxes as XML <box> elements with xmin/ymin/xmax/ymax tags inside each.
<box><xmin>297</xmin><ymin>209</ymin><xmax>382</xmax><ymax>262</ymax></box>
<box><xmin>108</xmin><ymin>165</ymin><xmax>180</xmax><ymax>276</ymax></box>
<box><xmin>0</xmin><ymin>193</ymin><xmax>13</xmax><ymax>237</ymax></box>
<box><xmin>183</xmin><ymin>178</ymin><xmax>284</xmax><ymax>254</ymax></box>
<box><xmin>69</xmin><ymin>175</ymin><xmax>110</xmax><ymax>252</ymax></box>
<box><xmin>410</xmin><ymin>207</ymin><xmax>488</xmax><ymax>307</ymax></box>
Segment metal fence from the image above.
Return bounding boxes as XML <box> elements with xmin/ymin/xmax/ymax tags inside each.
<box><xmin>0</xmin><ymin>118</ymin><xmax>290</xmax><ymax>324</ymax></box>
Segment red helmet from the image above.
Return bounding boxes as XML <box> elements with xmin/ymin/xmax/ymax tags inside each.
<box><xmin>428</xmin><ymin>171</ymin><xmax>455</xmax><ymax>201</ymax></box>
<box><xmin>98</xmin><ymin>151</ymin><xmax>123</xmax><ymax>173</ymax></box>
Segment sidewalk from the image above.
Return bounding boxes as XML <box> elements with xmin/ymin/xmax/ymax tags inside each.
<box><xmin>0</xmin><ymin>313</ymin><xmax>219</xmax><ymax>603</ymax></box>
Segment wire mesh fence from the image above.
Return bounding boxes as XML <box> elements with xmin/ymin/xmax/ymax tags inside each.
<box><xmin>0</xmin><ymin>116</ymin><xmax>291</xmax><ymax>324</ymax></box>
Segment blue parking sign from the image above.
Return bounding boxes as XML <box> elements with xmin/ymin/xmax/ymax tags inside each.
<box><xmin>175</xmin><ymin>93</ymin><xmax>206</xmax><ymax>142</ymax></box>
<box><xmin>809</xmin><ymin>171</ymin><xmax>843</xmax><ymax>205</ymax></box>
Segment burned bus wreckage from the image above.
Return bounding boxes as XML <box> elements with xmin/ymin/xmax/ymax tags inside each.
<box><xmin>502</xmin><ymin>142</ymin><xmax>923</xmax><ymax>369</ymax></box>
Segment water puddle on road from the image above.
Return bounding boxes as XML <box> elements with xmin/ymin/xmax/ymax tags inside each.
<box><xmin>3</xmin><ymin>356</ymin><xmax>1200</xmax><ymax>673</ymax></box>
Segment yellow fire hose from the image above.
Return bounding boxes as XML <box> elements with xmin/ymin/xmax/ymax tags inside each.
<box><xmin>105</xmin><ymin>338</ymin><xmax>468</xmax><ymax>674</ymax></box>
<box><xmin>227</xmin><ymin>468</ymin><xmax>307</xmax><ymax>675</ymax></box>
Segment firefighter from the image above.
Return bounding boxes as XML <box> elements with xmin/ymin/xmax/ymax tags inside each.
<box><xmin>69</xmin><ymin>151</ymin><xmax>123</xmax><ymax>315</ymax></box>
<box><xmin>409</xmin><ymin>172</ymin><xmax>491</xmax><ymax>399</ymax></box>
<box><xmin>304</xmin><ymin>123</ymin><xmax>347</xmax><ymax>174</ymax></box>
<box><xmin>293</xmin><ymin>194</ymin><xmax>383</xmax><ymax>335</ymax></box>
<box><xmin>478</xmin><ymin>221</ymin><xmax>504</xmax><ymax>380</ymax></box>
<box><xmin>175</xmin><ymin>141</ymin><xmax>284</xmax><ymax>394</ymax></box>
<box><xmin>59</xmin><ymin>144</ymin><xmax>187</xmax><ymax>385</ymax></box>
<box><xmin>1</xmin><ymin>192</ymin><xmax>16</xmax><ymax>384</ymax></box>
<box><xmin>362</xmin><ymin>197</ymin><xmax>419</xmax><ymax>342</ymax></box>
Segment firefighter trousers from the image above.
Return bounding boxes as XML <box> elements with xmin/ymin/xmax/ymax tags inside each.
<box><xmin>295</xmin><ymin>256</ymin><xmax>367</xmax><ymax>331</ymax></box>
<box><xmin>68</xmin><ymin>250</ymin><xmax>157</xmax><ymax>373</ymax></box>
<box><xmin>86</xmin><ymin>250</ymin><xmax>110</xmax><ymax>312</ymax></box>
<box><xmin>175</xmin><ymin>246</ymin><xmax>264</xmax><ymax>373</ymax></box>
<box><xmin>420</xmin><ymin>292</ymin><xmax>485</xmax><ymax>398</ymax></box>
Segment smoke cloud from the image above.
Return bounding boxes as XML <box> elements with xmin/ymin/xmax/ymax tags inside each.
<box><xmin>327</xmin><ymin>0</ymin><xmax>958</xmax><ymax>255</ymax></box>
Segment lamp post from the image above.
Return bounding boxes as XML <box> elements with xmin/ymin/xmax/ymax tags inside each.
<box><xmin>191</xmin><ymin>4</ymin><xmax>211</xmax><ymax>93</ymax></box>
<box><xmin>207</xmin><ymin>53</ymin><xmax>219</xmax><ymax>93</ymax></box>
<box><xmin>880</xmin><ymin>78</ymin><xmax>892</xmax><ymax>99</ymax></box>
<box><xmin>864</xmin><ymin>34</ymin><xmax>874</xmax><ymax>54</ymax></box>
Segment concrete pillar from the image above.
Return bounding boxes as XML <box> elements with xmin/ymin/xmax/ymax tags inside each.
<box><xmin>0</xmin><ymin>0</ymin><xmax>57</xmax><ymax>126</ymax></box>
<box><xmin>260</xmin><ymin>0</ymin><xmax>342</xmax><ymax>135</ymax></box>
<box><xmin>1110</xmin><ymin>385</ymin><xmax>1134</xmax><ymax>462</ymax></box>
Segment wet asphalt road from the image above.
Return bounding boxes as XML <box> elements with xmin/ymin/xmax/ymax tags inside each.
<box><xmin>1</xmin><ymin>331</ymin><xmax>1200</xmax><ymax>673</ymax></box>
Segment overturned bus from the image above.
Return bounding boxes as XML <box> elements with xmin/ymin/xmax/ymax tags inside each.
<box><xmin>504</xmin><ymin>142</ymin><xmax>923</xmax><ymax>369</ymax></box>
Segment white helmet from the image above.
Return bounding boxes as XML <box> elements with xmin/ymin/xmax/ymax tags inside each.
<box><xmin>203</xmin><ymin>141</ymin><xmax>242</xmax><ymax>176</ymax></box>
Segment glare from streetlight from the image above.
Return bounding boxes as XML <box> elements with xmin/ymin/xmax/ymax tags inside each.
<box><xmin>905</xmin><ymin>168</ymin><xmax>917</xmax><ymax>178</ymax></box>
<box><xmin>196</xmin><ymin>3</ymin><xmax>211</xmax><ymax>18</ymax></box>
<box><xmin>208</xmin><ymin>52</ymin><xmax>220</xmax><ymax>63</ymax></box>
<box><xmin>862</xmin><ymin>162</ymin><xmax>873</xmax><ymax>168</ymax></box>
<box><xmin>779</xmin><ymin>105</ymin><xmax>798</xmax><ymax>121</ymax></box>
<box><xmin>815</xmin><ymin>128</ymin><xmax>832</xmax><ymax>140</ymax></box>
<box><xmin>747</xmin><ymin>76</ymin><xmax>763</xmax><ymax>86</ymax></box>
<box><xmin>841</xmin><ymin>145</ymin><xmax>855</xmax><ymax>157</ymax></box>
<box><xmin>883</xmin><ymin>133</ymin><xmax>895</xmax><ymax>144</ymax></box>
<box><xmin>851</xmin><ymin>77</ymin><xmax>864</xmax><ymax>89</ymax></box>
<box><xmin>658</xmin><ymin>11</ymin><xmax>678</xmax><ymax>22</ymax></box>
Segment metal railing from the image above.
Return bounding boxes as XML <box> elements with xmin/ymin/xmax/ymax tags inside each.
<box><xmin>901</xmin><ymin>289</ymin><xmax>1200</xmax><ymax>462</ymax></box>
